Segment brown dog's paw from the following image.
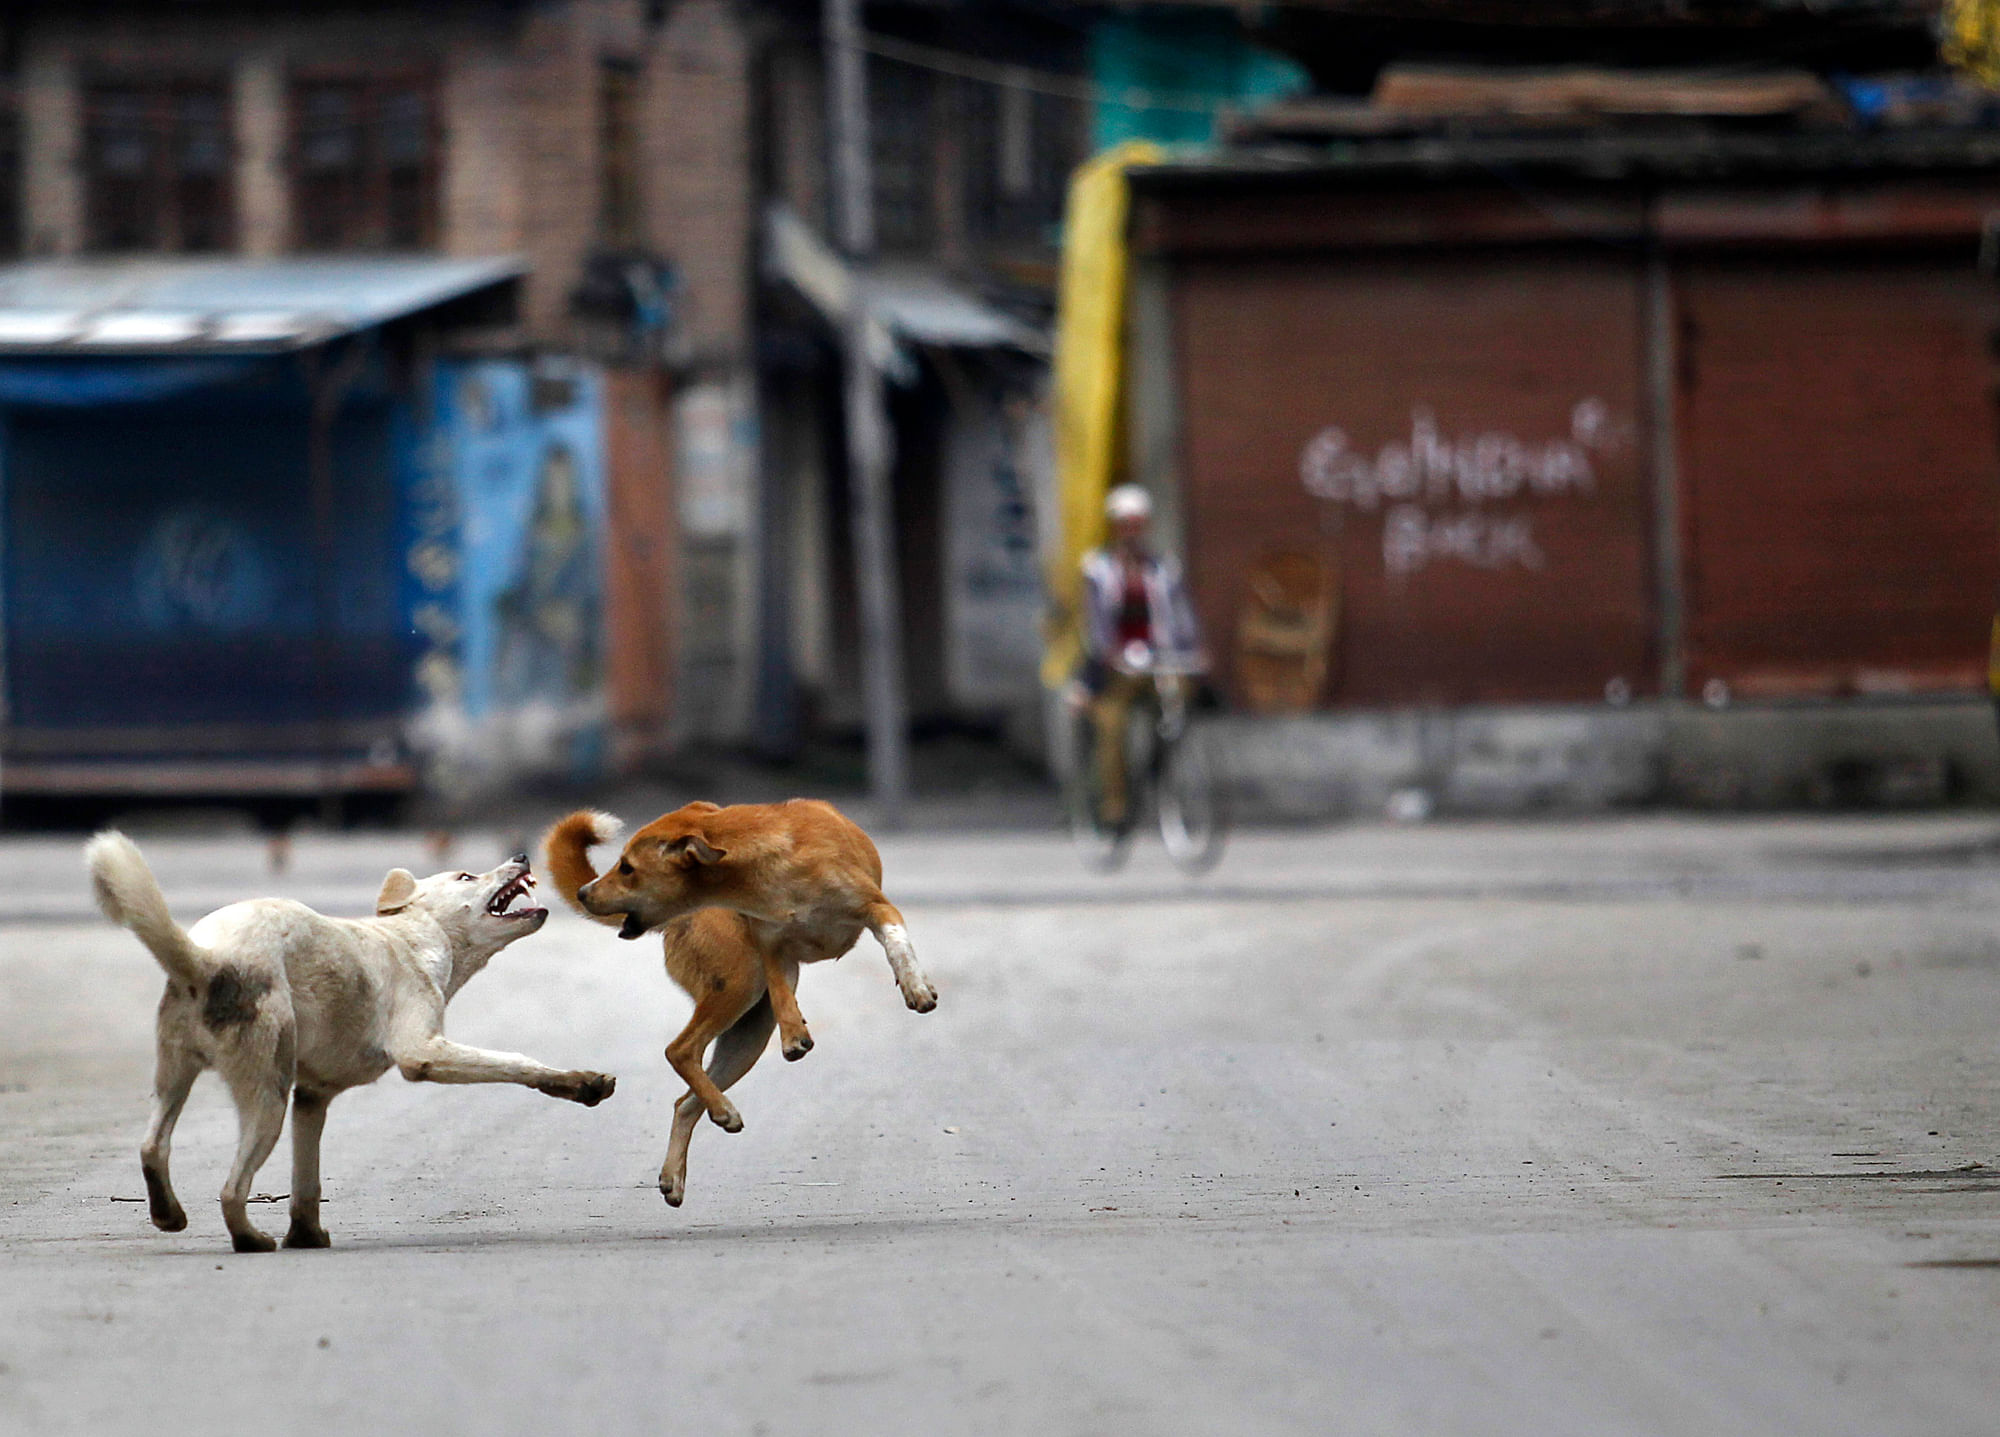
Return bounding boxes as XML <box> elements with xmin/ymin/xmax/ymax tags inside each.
<box><xmin>282</xmin><ymin>1219</ymin><xmax>331</xmax><ymax>1250</ymax></box>
<box><xmin>660</xmin><ymin>1177</ymin><xmax>685</xmax><ymax>1207</ymax></box>
<box><xmin>782</xmin><ymin>1030</ymin><xmax>814</xmax><ymax>1062</ymax></box>
<box><xmin>711</xmin><ymin>1103</ymin><xmax>744</xmax><ymax>1133</ymax></box>
<box><xmin>229</xmin><ymin>1226</ymin><xmax>277</xmax><ymax>1254</ymax></box>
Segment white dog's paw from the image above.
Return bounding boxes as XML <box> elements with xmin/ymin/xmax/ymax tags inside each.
<box><xmin>537</xmin><ymin>1071</ymin><xmax>616</xmax><ymax>1106</ymax></box>
<box><xmin>229</xmin><ymin>1225</ymin><xmax>277</xmax><ymax>1254</ymax></box>
<box><xmin>283</xmin><ymin>1218</ymin><xmax>332</xmax><ymax>1250</ymax></box>
<box><xmin>901</xmin><ymin>976</ymin><xmax>938</xmax><ymax>1013</ymax></box>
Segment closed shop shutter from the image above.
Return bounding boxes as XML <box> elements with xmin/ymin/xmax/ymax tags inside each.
<box><xmin>1173</xmin><ymin>250</ymin><xmax>1654</xmax><ymax>708</ymax></box>
<box><xmin>1677</xmin><ymin>259</ymin><xmax>2000</xmax><ymax>700</ymax></box>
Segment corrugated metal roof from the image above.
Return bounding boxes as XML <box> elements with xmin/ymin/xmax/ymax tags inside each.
<box><xmin>764</xmin><ymin>207</ymin><xmax>1047</xmax><ymax>355</ymax></box>
<box><xmin>865</xmin><ymin>271</ymin><xmax>1048</xmax><ymax>354</ymax></box>
<box><xmin>0</xmin><ymin>256</ymin><xmax>524</xmax><ymax>353</ymax></box>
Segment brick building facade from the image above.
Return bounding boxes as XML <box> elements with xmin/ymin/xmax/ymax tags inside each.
<box><xmin>0</xmin><ymin>0</ymin><xmax>768</xmax><ymax>746</ymax></box>
<box><xmin>6</xmin><ymin>0</ymin><xmax>754</xmax><ymax>356</ymax></box>
<box><xmin>0</xmin><ymin>0</ymin><xmax>1091</xmax><ymax>766</ymax></box>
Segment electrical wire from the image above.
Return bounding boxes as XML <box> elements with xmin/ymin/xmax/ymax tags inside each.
<box><xmin>852</xmin><ymin>30</ymin><xmax>1259</xmax><ymax>117</ymax></box>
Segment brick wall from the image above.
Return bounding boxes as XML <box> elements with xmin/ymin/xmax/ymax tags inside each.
<box><xmin>641</xmin><ymin>0</ymin><xmax>754</xmax><ymax>371</ymax></box>
<box><xmin>8</xmin><ymin>0</ymin><xmax>754</xmax><ymax>349</ymax></box>
<box><xmin>441</xmin><ymin>26</ymin><xmax>529</xmax><ymax>269</ymax></box>
<box><xmin>508</xmin><ymin>6</ymin><xmax>598</xmax><ymax>339</ymax></box>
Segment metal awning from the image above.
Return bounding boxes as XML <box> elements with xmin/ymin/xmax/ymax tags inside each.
<box><xmin>764</xmin><ymin>206</ymin><xmax>1047</xmax><ymax>360</ymax></box>
<box><xmin>0</xmin><ymin>256</ymin><xmax>525</xmax><ymax>354</ymax></box>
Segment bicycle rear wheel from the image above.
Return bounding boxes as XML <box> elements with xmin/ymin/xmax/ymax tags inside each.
<box><xmin>1159</xmin><ymin>721</ymin><xmax>1228</xmax><ymax>875</ymax></box>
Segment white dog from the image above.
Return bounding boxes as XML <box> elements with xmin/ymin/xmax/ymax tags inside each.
<box><xmin>85</xmin><ymin>832</ymin><xmax>615</xmax><ymax>1253</ymax></box>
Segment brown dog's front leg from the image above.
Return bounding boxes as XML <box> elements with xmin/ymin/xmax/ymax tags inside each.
<box><xmin>760</xmin><ymin>950</ymin><xmax>812</xmax><ymax>1061</ymax></box>
<box><xmin>665</xmin><ymin>987</ymin><xmax>760</xmax><ymax>1131</ymax></box>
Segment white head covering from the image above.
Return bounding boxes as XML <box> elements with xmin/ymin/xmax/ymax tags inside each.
<box><xmin>1105</xmin><ymin>484</ymin><xmax>1153</xmax><ymax>522</ymax></box>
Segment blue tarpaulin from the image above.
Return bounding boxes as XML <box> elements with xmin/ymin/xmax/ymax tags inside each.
<box><xmin>0</xmin><ymin>356</ymin><xmax>280</xmax><ymax>407</ymax></box>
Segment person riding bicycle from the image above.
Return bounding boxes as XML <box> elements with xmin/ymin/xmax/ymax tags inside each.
<box><xmin>1072</xmin><ymin>484</ymin><xmax>1206</xmax><ymax>830</ymax></box>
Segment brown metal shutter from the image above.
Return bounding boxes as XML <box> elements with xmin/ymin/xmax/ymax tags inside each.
<box><xmin>1676</xmin><ymin>259</ymin><xmax>2000</xmax><ymax>699</ymax></box>
<box><xmin>1174</xmin><ymin>250</ymin><xmax>1654</xmax><ymax>708</ymax></box>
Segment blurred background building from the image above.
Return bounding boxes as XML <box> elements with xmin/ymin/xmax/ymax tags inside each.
<box><xmin>0</xmin><ymin>0</ymin><xmax>1993</xmax><ymax>821</ymax></box>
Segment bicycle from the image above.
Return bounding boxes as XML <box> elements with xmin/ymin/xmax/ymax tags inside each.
<box><xmin>1063</xmin><ymin>650</ymin><xmax>1229</xmax><ymax>875</ymax></box>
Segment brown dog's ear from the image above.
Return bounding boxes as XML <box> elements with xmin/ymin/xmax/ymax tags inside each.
<box><xmin>376</xmin><ymin>868</ymin><xmax>420</xmax><ymax>914</ymax></box>
<box><xmin>662</xmin><ymin>834</ymin><xmax>727</xmax><ymax>866</ymax></box>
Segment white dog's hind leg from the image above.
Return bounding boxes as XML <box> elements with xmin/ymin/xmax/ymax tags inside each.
<box><xmin>218</xmin><ymin>1067</ymin><xmax>290</xmax><ymax>1253</ymax></box>
<box><xmin>864</xmin><ymin>900</ymin><xmax>937</xmax><ymax>1013</ymax></box>
<box><xmin>393</xmin><ymin>1037</ymin><xmax>615</xmax><ymax>1107</ymax></box>
<box><xmin>283</xmin><ymin>1089</ymin><xmax>334</xmax><ymax>1249</ymax></box>
<box><xmin>661</xmin><ymin>996</ymin><xmax>776</xmax><ymax>1207</ymax></box>
<box><xmin>140</xmin><ymin>1039</ymin><xmax>202</xmax><ymax>1233</ymax></box>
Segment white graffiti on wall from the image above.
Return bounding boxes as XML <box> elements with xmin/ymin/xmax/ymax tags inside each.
<box><xmin>1383</xmin><ymin>506</ymin><xmax>1544</xmax><ymax>575</ymax></box>
<box><xmin>1299</xmin><ymin>400</ymin><xmax>1619</xmax><ymax>576</ymax></box>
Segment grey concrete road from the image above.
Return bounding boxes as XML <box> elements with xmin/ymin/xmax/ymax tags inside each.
<box><xmin>6</xmin><ymin>815</ymin><xmax>2000</xmax><ymax>1435</ymax></box>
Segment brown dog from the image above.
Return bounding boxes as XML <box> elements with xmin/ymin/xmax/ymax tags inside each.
<box><xmin>544</xmin><ymin>800</ymin><xmax>936</xmax><ymax>1205</ymax></box>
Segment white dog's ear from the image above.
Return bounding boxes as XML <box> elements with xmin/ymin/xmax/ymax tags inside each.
<box><xmin>376</xmin><ymin>869</ymin><xmax>420</xmax><ymax>915</ymax></box>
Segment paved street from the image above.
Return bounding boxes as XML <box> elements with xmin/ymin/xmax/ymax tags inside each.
<box><xmin>6</xmin><ymin>814</ymin><xmax>2000</xmax><ymax>1434</ymax></box>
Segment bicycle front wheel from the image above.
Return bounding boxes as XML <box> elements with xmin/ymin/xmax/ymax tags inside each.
<box><xmin>1158</xmin><ymin>721</ymin><xmax>1228</xmax><ymax>875</ymax></box>
<box><xmin>1065</xmin><ymin>709</ymin><xmax>1134</xmax><ymax>873</ymax></box>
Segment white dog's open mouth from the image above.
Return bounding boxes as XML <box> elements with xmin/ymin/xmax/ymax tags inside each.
<box><xmin>488</xmin><ymin>872</ymin><xmax>544</xmax><ymax>919</ymax></box>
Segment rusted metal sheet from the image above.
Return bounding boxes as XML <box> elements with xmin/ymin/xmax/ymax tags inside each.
<box><xmin>1658</xmin><ymin>181</ymin><xmax>2000</xmax><ymax>247</ymax></box>
<box><xmin>1372</xmin><ymin>65</ymin><xmax>1837</xmax><ymax>122</ymax></box>
<box><xmin>602</xmin><ymin>366</ymin><xmax>677</xmax><ymax>762</ymax></box>
<box><xmin>1133</xmin><ymin>186</ymin><xmax>1646</xmax><ymax>258</ymax></box>
<box><xmin>1676</xmin><ymin>259</ymin><xmax>2000</xmax><ymax>700</ymax></box>
<box><xmin>1174</xmin><ymin>250</ymin><xmax>1656</xmax><ymax>708</ymax></box>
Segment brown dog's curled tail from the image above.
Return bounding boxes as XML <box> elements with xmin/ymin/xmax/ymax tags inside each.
<box><xmin>543</xmin><ymin>810</ymin><xmax>625</xmax><ymax>926</ymax></box>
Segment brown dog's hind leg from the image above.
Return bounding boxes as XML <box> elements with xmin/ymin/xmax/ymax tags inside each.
<box><xmin>140</xmin><ymin>1039</ymin><xmax>202</xmax><ymax>1233</ymax></box>
<box><xmin>661</xmin><ymin>995</ymin><xmax>776</xmax><ymax>1206</ymax></box>
<box><xmin>863</xmin><ymin>898</ymin><xmax>938</xmax><ymax>1013</ymax></box>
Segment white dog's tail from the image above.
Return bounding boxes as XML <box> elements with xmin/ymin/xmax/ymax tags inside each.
<box><xmin>84</xmin><ymin>831</ymin><xmax>207</xmax><ymax>988</ymax></box>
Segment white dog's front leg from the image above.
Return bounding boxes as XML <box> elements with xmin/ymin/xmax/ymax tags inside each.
<box><xmin>393</xmin><ymin>1037</ymin><xmax>616</xmax><ymax>1106</ymax></box>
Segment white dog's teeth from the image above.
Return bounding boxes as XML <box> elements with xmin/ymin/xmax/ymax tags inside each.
<box><xmin>488</xmin><ymin>877</ymin><xmax>531</xmax><ymax>915</ymax></box>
